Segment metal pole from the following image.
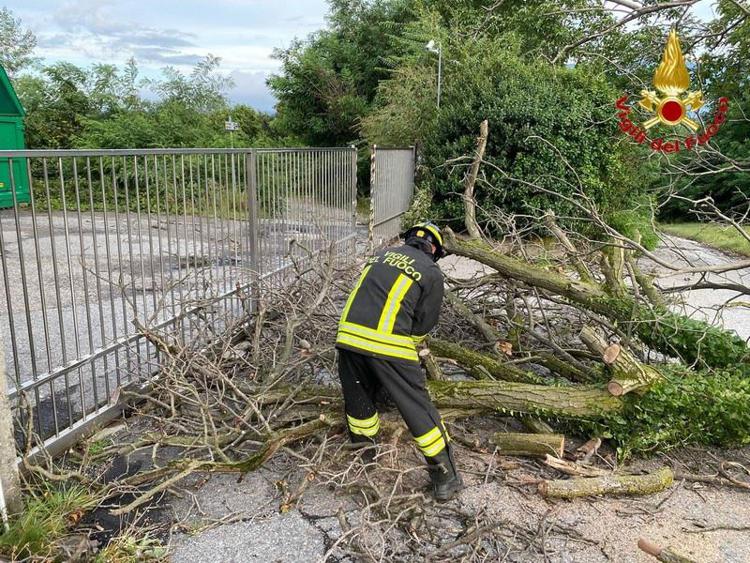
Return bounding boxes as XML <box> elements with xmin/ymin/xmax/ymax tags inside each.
<box><xmin>437</xmin><ymin>46</ymin><xmax>442</xmax><ymax>109</ymax></box>
<box><xmin>351</xmin><ymin>146</ymin><xmax>358</xmax><ymax>258</ymax></box>
<box><xmin>369</xmin><ymin>145</ymin><xmax>377</xmax><ymax>253</ymax></box>
<box><xmin>0</xmin><ymin>345</ymin><xmax>23</xmax><ymax>518</ymax></box>
<box><xmin>246</xmin><ymin>151</ymin><xmax>260</xmax><ymax>312</ymax></box>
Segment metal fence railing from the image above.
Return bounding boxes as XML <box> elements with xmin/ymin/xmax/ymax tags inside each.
<box><xmin>0</xmin><ymin>147</ymin><xmax>357</xmax><ymax>457</ymax></box>
<box><xmin>368</xmin><ymin>146</ymin><xmax>416</xmax><ymax>250</ymax></box>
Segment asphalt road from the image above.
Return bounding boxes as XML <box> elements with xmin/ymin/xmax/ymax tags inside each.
<box><xmin>640</xmin><ymin>235</ymin><xmax>750</xmax><ymax>341</ymax></box>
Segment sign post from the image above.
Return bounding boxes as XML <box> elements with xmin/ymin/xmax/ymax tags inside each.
<box><xmin>225</xmin><ymin>117</ymin><xmax>239</xmax><ymax>148</ymax></box>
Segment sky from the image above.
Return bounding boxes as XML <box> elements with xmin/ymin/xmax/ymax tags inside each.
<box><xmin>7</xmin><ymin>0</ymin><xmax>331</xmax><ymax>112</ymax></box>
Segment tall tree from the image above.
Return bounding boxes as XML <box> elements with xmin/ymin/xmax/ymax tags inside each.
<box><xmin>268</xmin><ymin>0</ymin><xmax>417</xmax><ymax>146</ymax></box>
<box><xmin>0</xmin><ymin>8</ymin><xmax>37</xmax><ymax>76</ymax></box>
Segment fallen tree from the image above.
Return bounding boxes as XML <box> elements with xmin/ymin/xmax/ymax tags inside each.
<box><xmin>442</xmin><ymin>229</ymin><xmax>750</xmax><ymax>370</ymax></box>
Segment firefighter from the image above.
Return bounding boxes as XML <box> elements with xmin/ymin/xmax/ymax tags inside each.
<box><xmin>335</xmin><ymin>222</ymin><xmax>462</xmax><ymax>501</ymax></box>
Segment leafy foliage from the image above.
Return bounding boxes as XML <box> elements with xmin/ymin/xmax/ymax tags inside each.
<box><xmin>268</xmin><ymin>0</ymin><xmax>417</xmax><ymax>146</ymax></box>
<box><xmin>0</xmin><ymin>7</ymin><xmax>37</xmax><ymax>77</ymax></box>
<box><xmin>15</xmin><ymin>56</ymin><xmax>284</xmax><ymax>151</ymax></box>
<box><xmin>607</xmin><ymin>366</ymin><xmax>750</xmax><ymax>457</ymax></box>
<box><xmin>658</xmin><ymin>0</ymin><xmax>750</xmax><ymax>220</ymax></box>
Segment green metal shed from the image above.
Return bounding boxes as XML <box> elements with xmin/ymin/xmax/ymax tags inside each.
<box><xmin>0</xmin><ymin>65</ymin><xmax>29</xmax><ymax>207</ymax></box>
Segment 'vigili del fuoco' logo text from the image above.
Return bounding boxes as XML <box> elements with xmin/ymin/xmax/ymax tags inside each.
<box><xmin>616</xmin><ymin>30</ymin><xmax>728</xmax><ymax>153</ymax></box>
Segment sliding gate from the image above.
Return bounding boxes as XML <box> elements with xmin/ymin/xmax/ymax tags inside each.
<box><xmin>0</xmin><ymin>147</ymin><xmax>357</xmax><ymax>458</ymax></box>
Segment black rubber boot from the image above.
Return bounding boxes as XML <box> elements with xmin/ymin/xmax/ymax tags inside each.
<box><xmin>348</xmin><ymin>430</ymin><xmax>377</xmax><ymax>464</ymax></box>
<box><xmin>427</xmin><ymin>447</ymin><xmax>463</xmax><ymax>502</ymax></box>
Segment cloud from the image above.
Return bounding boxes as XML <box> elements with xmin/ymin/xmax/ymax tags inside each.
<box><xmin>51</xmin><ymin>0</ymin><xmax>200</xmax><ymax>65</ymax></box>
<box><xmin>129</xmin><ymin>48</ymin><xmax>204</xmax><ymax>66</ymax></box>
<box><xmin>229</xmin><ymin>70</ymin><xmax>277</xmax><ymax>112</ymax></box>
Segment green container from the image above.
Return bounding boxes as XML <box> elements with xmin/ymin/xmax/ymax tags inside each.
<box><xmin>0</xmin><ymin>65</ymin><xmax>29</xmax><ymax>208</ymax></box>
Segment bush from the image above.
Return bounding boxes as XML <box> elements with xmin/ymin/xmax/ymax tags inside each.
<box><xmin>364</xmin><ymin>36</ymin><xmax>657</xmax><ymax>236</ymax></box>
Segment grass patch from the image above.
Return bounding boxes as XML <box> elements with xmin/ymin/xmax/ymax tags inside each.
<box><xmin>660</xmin><ymin>222</ymin><xmax>750</xmax><ymax>257</ymax></box>
<box><xmin>0</xmin><ymin>484</ymin><xmax>96</xmax><ymax>560</ymax></box>
<box><xmin>356</xmin><ymin>196</ymin><xmax>370</xmax><ymax>222</ymax></box>
<box><xmin>94</xmin><ymin>527</ymin><xmax>168</xmax><ymax>562</ymax></box>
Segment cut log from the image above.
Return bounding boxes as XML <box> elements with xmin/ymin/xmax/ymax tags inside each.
<box><xmin>579</xmin><ymin>326</ymin><xmax>661</xmax><ymax>396</ymax></box>
<box><xmin>429</xmin><ymin>338</ymin><xmax>543</xmax><ymax>384</ymax></box>
<box><xmin>443</xmin><ymin>228</ymin><xmax>750</xmax><ymax>369</ymax></box>
<box><xmin>638</xmin><ymin>538</ymin><xmax>699</xmax><ymax>563</ymax></box>
<box><xmin>538</xmin><ymin>467</ymin><xmax>674</xmax><ymax>499</ymax></box>
<box><xmin>493</xmin><ymin>432</ymin><xmax>564</xmax><ymax>458</ymax></box>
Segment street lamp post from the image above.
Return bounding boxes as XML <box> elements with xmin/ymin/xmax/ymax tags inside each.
<box><xmin>426</xmin><ymin>40</ymin><xmax>442</xmax><ymax>109</ymax></box>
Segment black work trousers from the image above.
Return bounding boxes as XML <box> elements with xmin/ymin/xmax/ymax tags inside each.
<box><xmin>337</xmin><ymin>349</ymin><xmax>449</xmax><ymax>462</ymax></box>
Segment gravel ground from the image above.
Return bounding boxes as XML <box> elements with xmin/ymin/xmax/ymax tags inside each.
<box><xmin>163</xmin><ymin>435</ymin><xmax>750</xmax><ymax>562</ymax></box>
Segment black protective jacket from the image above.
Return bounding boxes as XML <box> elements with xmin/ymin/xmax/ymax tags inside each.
<box><xmin>336</xmin><ymin>244</ymin><xmax>444</xmax><ymax>363</ymax></box>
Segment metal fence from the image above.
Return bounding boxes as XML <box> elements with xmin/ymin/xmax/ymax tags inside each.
<box><xmin>0</xmin><ymin>147</ymin><xmax>357</xmax><ymax>458</ymax></box>
<box><xmin>368</xmin><ymin>146</ymin><xmax>416</xmax><ymax>249</ymax></box>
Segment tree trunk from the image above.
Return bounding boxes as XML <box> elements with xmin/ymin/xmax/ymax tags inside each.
<box><xmin>428</xmin><ymin>380</ymin><xmax>622</xmax><ymax>419</ymax></box>
<box><xmin>248</xmin><ymin>380</ymin><xmax>622</xmax><ymax>421</ymax></box>
<box><xmin>538</xmin><ymin>467</ymin><xmax>674</xmax><ymax>499</ymax></box>
<box><xmin>430</xmin><ymin>338</ymin><xmax>543</xmax><ymax>384</ymax></box>
<box><xmin>463</xmin><ymin>120</ymin><xmax>488</xmax><ymax>239</ymax></box>
<box><xmin>579</xmin><ymin>326</ymin><xmax>661</xmax><ymax>396</ymax></box>
<box><xmin>443</xmin><ymin>228</ymin><xmax>749</xmax><ymax>369</ymax></box>
<box><xmin>493</xmin><ymin>432</ymin><xmax>565</xmax><ymax>458</ymax></box>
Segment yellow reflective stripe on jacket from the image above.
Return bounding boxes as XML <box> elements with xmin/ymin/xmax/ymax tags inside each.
<box><xmin>336</xmin><ymin>333</ymin><xmax>419</xmax><ymax>362</ymax></box>
<box><xmin>377</xmin><ymin>274</ymin><xmax>414</xmax><ymax>333</ymax></box>
<box><xmin>339</xmin><ymin>321</ymin><xmax>414</xmax><ymax>348</ymax></box>
<box><xmin>411</xmin><ymin>334</ymin><xmax>427</xmax><ymax>345</ymax></box>
<box><xmin>340</xmin><ymin>265</ymin><xmax>372</xmax><ymax>323</ymax></box>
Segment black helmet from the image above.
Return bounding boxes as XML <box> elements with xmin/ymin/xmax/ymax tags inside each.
<box><xmin>402</xmin><ymin>221</ymin><xmax>446</xmax><ymax>262</ymax></box>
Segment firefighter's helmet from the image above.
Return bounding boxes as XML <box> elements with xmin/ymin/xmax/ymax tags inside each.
<box><xmin>402</xmin><ymin>221</ymin><xmax>446</xmax><ymax>261</ymax></box>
